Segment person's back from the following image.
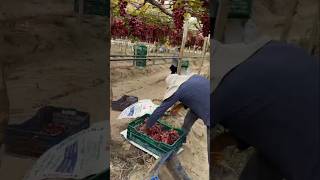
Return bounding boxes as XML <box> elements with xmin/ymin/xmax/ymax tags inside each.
<box><xmin>213</xmin><ymin>41</ymin><xmax>320</xmax><ymax>180</ymax></box>
<box><xmin>178</xmin><ymin>75</ymin><xmax>210</xmax><ymax>126</ymax></box>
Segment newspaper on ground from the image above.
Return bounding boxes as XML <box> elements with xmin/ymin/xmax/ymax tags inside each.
<box><xmin>118</xmin><ymin>99</ymin><xmax>159</xmax><ymax>119</ymax></box>
<box><xmin>23</xmin><ymin>121</ymin><xmax>107</xmax><ymax>180</ymax></box>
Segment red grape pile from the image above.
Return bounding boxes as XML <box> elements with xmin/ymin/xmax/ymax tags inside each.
<box><xmin>119</xmin><ymin>0</ymin><xmax>128</xmax><ymax>17</ymax></box>
<box><xmin>137</xmin><ymin>122</ymin><xmax>180</xmax><ymax>145</ymax></box>
<box><xmin>43</xmin><ymin>122</ymin><xmax>65</xmax><ymax>136</ymax></box>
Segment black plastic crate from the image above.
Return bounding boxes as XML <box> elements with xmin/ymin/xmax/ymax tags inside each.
<box><xmin>4</xmin><ymin>106</ymin><xmax>90</xmax><ymax>157</ymax></box>
<box><xmin>111</xmin><ymin>95</ymin><xmax>138</xmax><ymax>111</ymax></box>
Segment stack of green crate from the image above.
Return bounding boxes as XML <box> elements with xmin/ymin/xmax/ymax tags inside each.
<box><xmin>133</xmin><ymin>44</ymin><xmax>148</xmax><ymax>68</ymax></box>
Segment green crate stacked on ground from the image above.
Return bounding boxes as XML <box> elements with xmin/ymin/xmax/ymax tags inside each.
<box><xmin>181</xmin><ymin>59</ymin><xmax>189</xmax><ymax>69</ymax></box>
<box><xmin>133</xmin><ymin>44</ymin><xmax>148</xmax><ymax>68</ymax></box>
<box><xmin>228</xmin><ymin>0</ymin><xmax>252</xmax><ymax>19</ymax></box>
<box><xmin>127</xmin><ymin>114</ymin><xmax>186</xmax><ymax>157</ymax></box>
<box><xmin>74</xmin><ymin>0</ymin><xmax>108</xmax><ymax>16</ymax></box>
<box><xmin>180</xmin><ymin>59</ymin><xmax>190</xmax><ymax>75</ymax></box>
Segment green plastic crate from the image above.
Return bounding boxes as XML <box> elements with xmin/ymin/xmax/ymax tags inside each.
<box><xmin>181</xmin><ymin>59</ymin><xmax>189</xmax><ymax>68</ymax></box>
<box><xmin>74</xmin><ymin>0</ymin><xmax>109</xmax><ymax>16</ymax></box>
<box><xmin>133</xmin><ymin>44</ymin><xmax>147</xmax><ymax>68</ymax></box>
<box><xmin>127</xmin><ymin>114</ymin><xmax>186</xmax><ymax>157</ymax></box>
<box><xmin>228</xmin><ymin>0</ymin><xmax>252</xmax><ymax>19</ymax></box>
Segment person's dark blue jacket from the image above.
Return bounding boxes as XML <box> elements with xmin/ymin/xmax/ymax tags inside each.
<box><xmin>146</xmin><ymin>75</ymin><xmax>210</xmax><ymax>128</ymax></box>
<box><xmin>213</xmin><ymin>41</ymin><xmax>320</xmax><ymax>180</ymax></box>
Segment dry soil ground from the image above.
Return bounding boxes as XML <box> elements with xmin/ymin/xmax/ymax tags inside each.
<box><xmin>0</xmin><ymin>1</ymin><xmax>108</xmax><ymax>179</ymax></box>
<box><xmin>110</xmin><ymin>57</ymin><xmax>209</xmax><ymax>180</ymax></box>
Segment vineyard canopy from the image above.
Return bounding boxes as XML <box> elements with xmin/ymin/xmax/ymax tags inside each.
<box><xmin>111</xmin><ymin>0</ymin><xmax>209</xmax><ymax>47</ymax></box>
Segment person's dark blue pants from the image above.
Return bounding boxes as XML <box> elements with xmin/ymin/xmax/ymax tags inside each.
<box><xmin>182</xmin><ymin>110</ymin><xmax>210</xmax><ymax>164</ymax></box>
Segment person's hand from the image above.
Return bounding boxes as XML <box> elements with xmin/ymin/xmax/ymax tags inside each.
<box><xmin>140</xmin><ymin>123</ymin><xmax>150</xmax><ymax>134</ymax></box>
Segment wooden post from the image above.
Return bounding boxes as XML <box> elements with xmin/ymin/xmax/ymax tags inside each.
<box><xmin>133</xmin><ymin>45</ymin><xmax>136</xmax><ymax>66</ymax></box>
<box><xmin>79</xmin><ymin>0</ymin><xmax>84</xmax><ymax>16</ymax></box>
<box><xmin>307</xmin><ymin>6</ymin><xmax>319</xmax><ymax>55</ymax></box>
<box><xmin>280</xmin><ymin>0</ymin><xmax>299</xmax><ymax>42</ymax></box>
<box><xmin>198</xmin><ymin>35</ymin><xmax>210</xmax><ymax>74</ymax></box>
<box><xmin>214</xmin><ymin>0</ymin><xmax>230</xmax><ymax>42</ymax></box>
<box><xmin>110</xmin><ymin>87</ymin><xmax>113</xmax><ymax>101</ymax></box>
<box><xmin>177</xmin><ymin>21</ymin><xmax>189</xmax><ymax>74</ymax></box>
<box><xmin>0</xmin><ymin>64</ymin><xmax>9</xmax><ymax>148</ymax></box>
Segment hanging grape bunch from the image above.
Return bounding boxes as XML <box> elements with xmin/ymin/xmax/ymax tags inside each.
<box><xmin>200</xmin><ymin>14</ymin><xmax>210</xmax><ymax>37</ymax></box>
<box><xmin>198</xmin><ymin>0</ymin><xmax>210</xmax><ymax>37</ymax></box>
<box><xmin>128</xmin><ymin>17</ymin><xmax>144</xmax><ymax>38</ymax></box>
<box><xmin>172</xmin><ymin>0</ymin><xmax>186</xmax><ymax>32</ymax></box>
<box><xmin>202</xmin><ymin>0</ymin><xmax>209</xmax><ymax>8</ymax></box>
<box><xmin>119</xmin><ymin>0</ymin><xmax>128</xmax><ymax>17</ymax></box>
<box><xmin>195</xmin><ymin>33</ymin><xmax>204</xmax><ymax>48</ymax></box>
<box><xmin>111</xmin><ymin>18</ymin><xmax>129</xmax><ymax>38</ymax></box>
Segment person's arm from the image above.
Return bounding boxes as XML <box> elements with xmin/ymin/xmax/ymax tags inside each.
<box><xmin>146</xmin><ymin>92</ymin><xmax>180</xmax><ymax>128</ymax></box>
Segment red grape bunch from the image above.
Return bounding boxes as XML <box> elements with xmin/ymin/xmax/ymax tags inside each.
<box><xmin>111</xmin><ymin>18</ymin><xmax>129</xmax><ymax>38</ymax></box>
<box><xmin>119</xmin><ymin>0</ymin><xmax>128</xmax><ymax>17</ymax></box>
<box><xmin>200</xmin><ymin>14</ymin><xmax>210</xmax><ymax>37</ymax></box>
<box><xmin>202</xmin><ymin>0</ymin><xmax>209</xmax><ymax>8</ymax></box>
<box><xmin>173</xmin><ymin>7</ymin><xmax>186</xmax><ymax>31</ymax></box>
<box><xmin>128</xmin><ymin>17</ymin><xmax>144</xmax><ymax>38</ymax></box>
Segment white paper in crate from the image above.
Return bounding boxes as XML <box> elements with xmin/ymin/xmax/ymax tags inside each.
<box><xmin>23</xmin><ymin>121</ymin><xmax>107</xmax><ymax>180</ymax></box>
<box><xmin>118</xmin><ymin>99</ymin><xmax>158</xmax><ymax>119</ymax></box>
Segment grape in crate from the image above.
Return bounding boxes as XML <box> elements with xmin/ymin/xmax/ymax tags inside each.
<box><xmin>141</xmin><ymin>73</ymin><xmax>210</xmax><ymax>178</ymax></box>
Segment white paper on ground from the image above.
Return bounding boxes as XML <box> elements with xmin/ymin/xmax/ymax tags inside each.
<box><xmin>118</xmin><ymin>99</ymin><xmax>159</xmax><ymax>119</ymax></box>
<box><xmin>120</xmin><ymin>129</ymin><xmax>183</xmax><ymax>159</ymax></box>
<box><xmin>23</xmin><ymin>121</ymin><xmax>108</xmax><ymax>180</ymax></box>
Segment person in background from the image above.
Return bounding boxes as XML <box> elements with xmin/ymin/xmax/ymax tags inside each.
<box><xmin>170</xmin><ymin>48</ymin><xmax>180</xmax><ymax>74</ymax></box>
